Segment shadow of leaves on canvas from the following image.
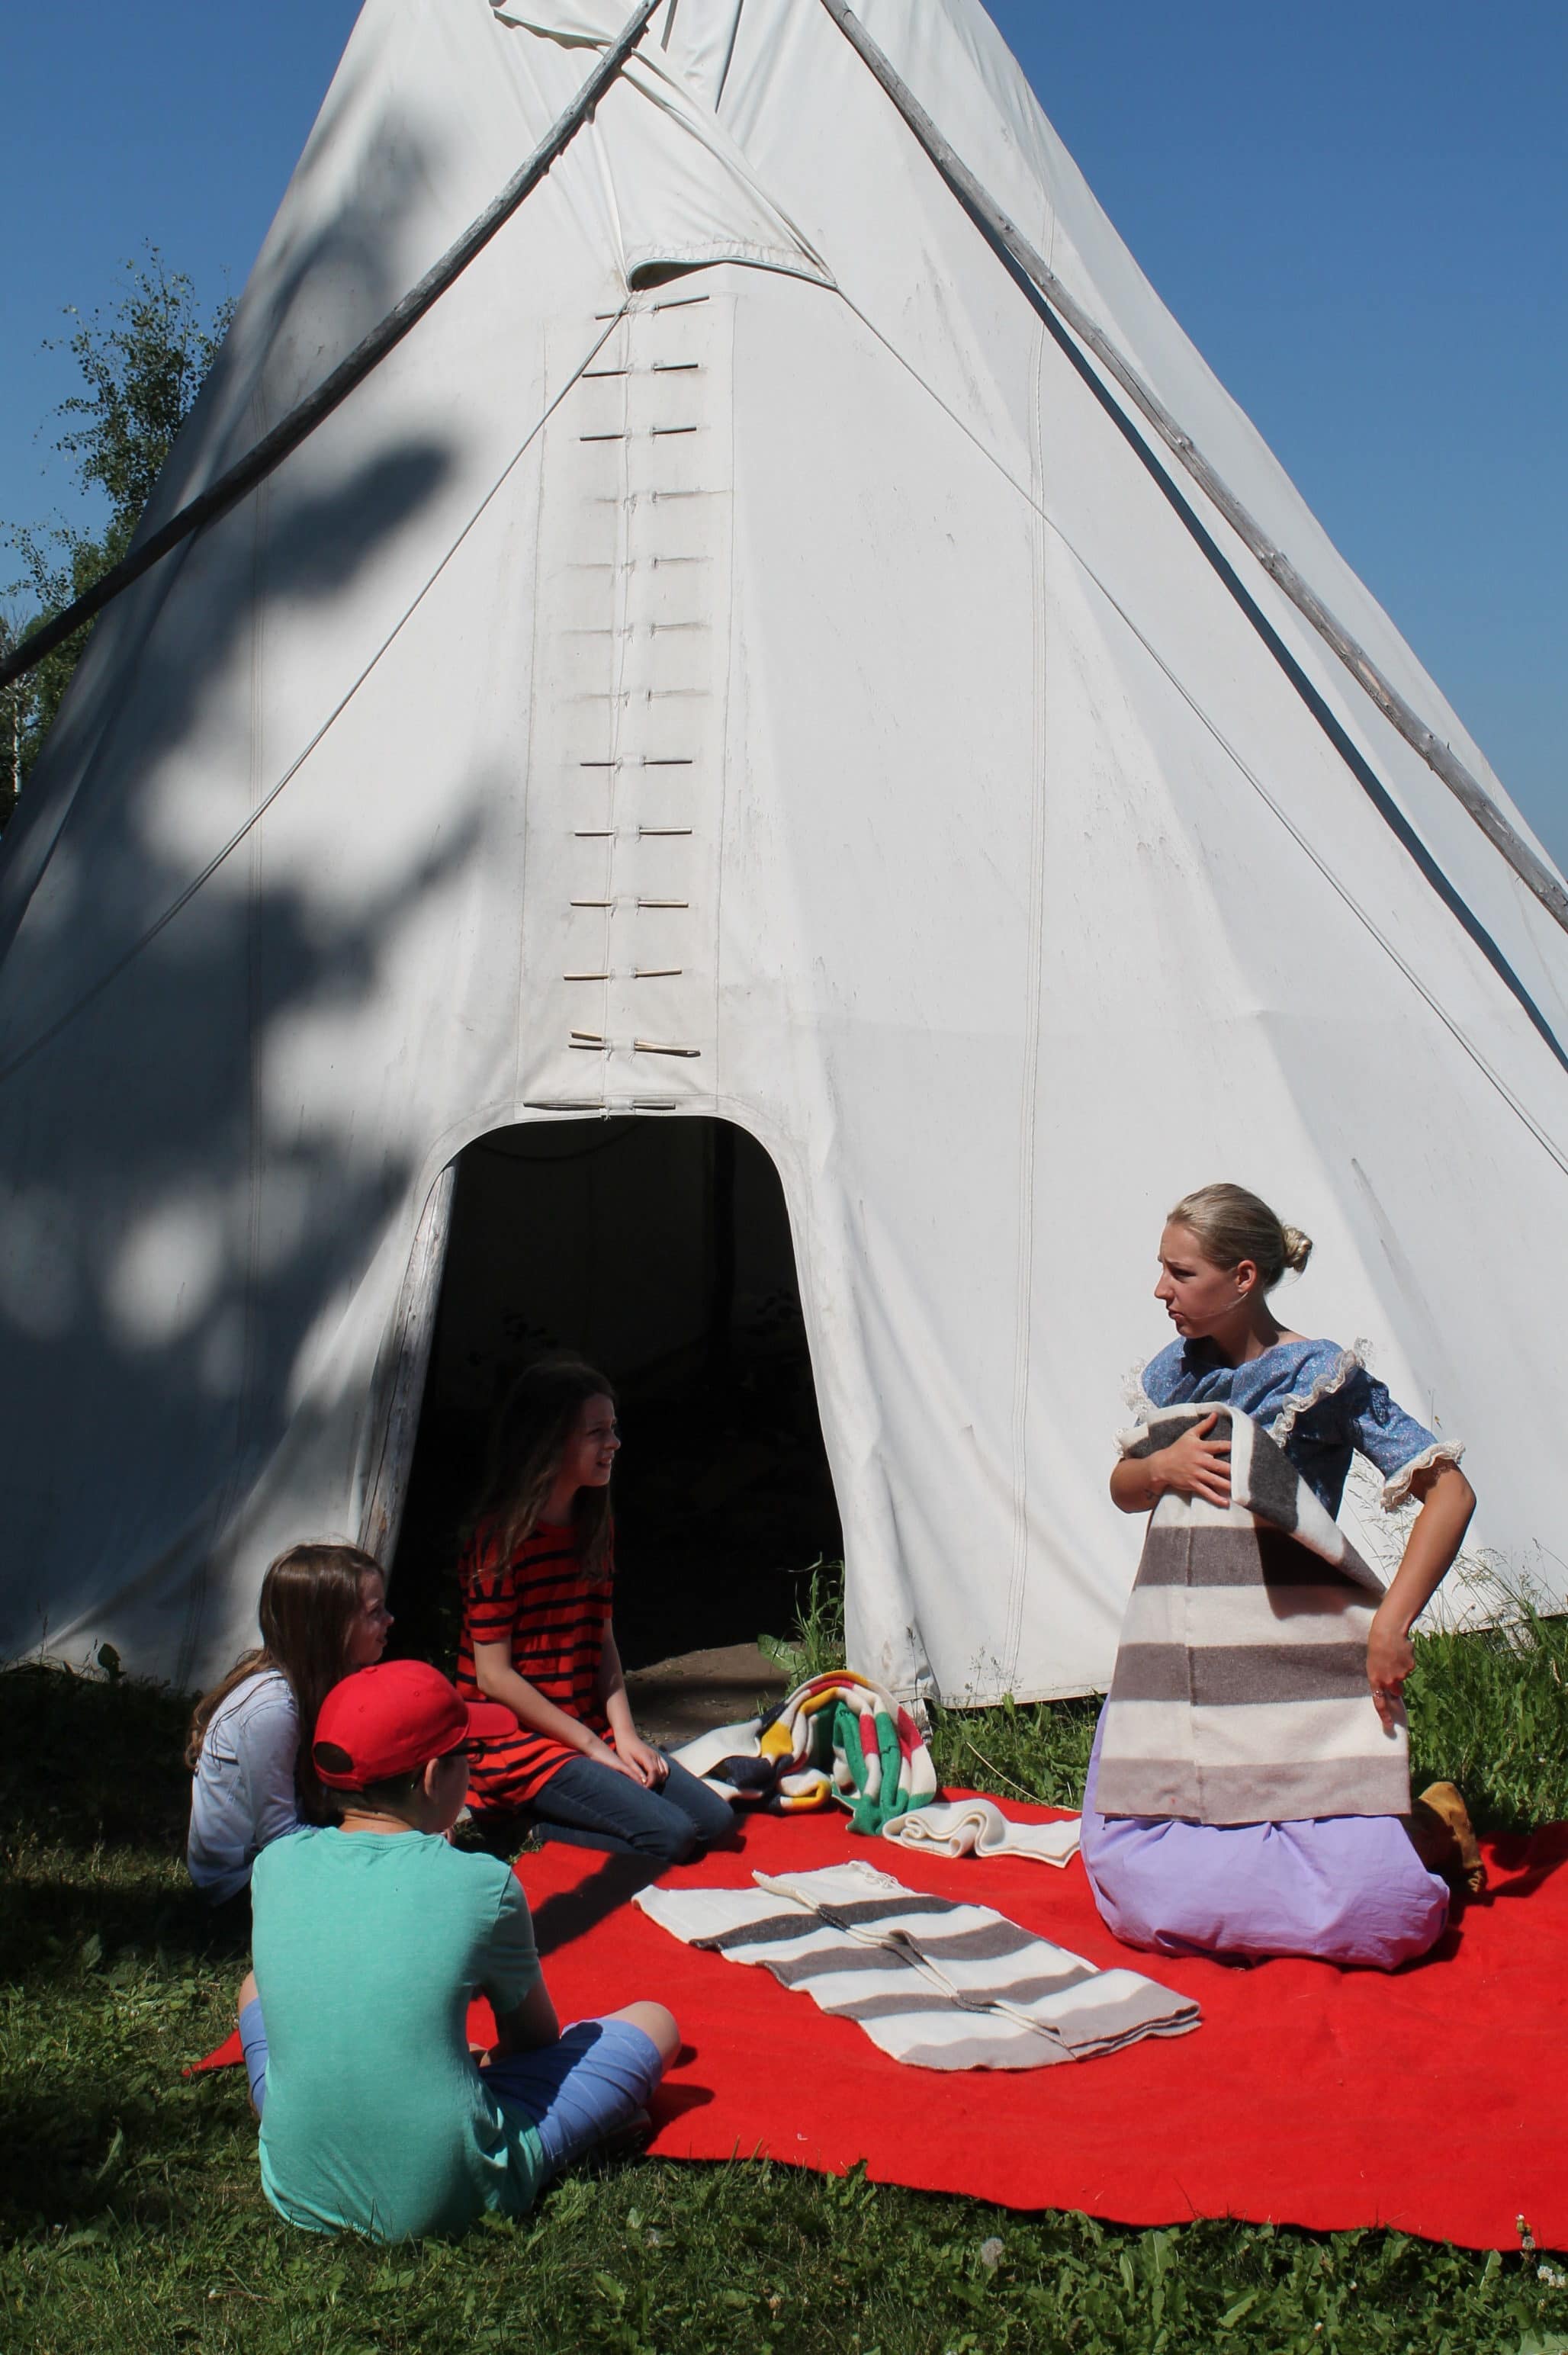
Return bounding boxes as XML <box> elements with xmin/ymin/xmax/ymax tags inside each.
<box><xmin>0</xmin><ymin>89</ymin><xmax>511</xmax><ymax>1691</ymax></box>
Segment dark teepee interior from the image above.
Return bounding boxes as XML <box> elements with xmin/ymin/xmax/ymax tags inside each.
<box><xmin>390</xmin><ymin>1116</ymin><xmax>842</xmax><ymax>1678</ymax></box>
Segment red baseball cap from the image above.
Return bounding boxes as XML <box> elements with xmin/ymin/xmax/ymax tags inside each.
<box><xmin>312</xmin><ymin>1659</ymin><xmax>515</xmax><ymax>1789</ymax></box>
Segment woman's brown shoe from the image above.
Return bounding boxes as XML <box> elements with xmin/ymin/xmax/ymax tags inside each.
<box><xmin>1416</xmin><ymin>1781</ymin><xmax>1486</xmax><ymax>1897</ymax></box>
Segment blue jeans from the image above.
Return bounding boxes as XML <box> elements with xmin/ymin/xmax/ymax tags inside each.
<box><xmin>527</xmin><ymin>1754</ymin><xmax>735</xmax><ymax>1868</ymax></box>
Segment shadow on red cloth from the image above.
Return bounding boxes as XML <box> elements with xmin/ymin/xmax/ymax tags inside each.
<box><xmin>649</xmin><ymin>2074</ymin><xmax>715</xmax><ymax>2128</ymax></box>
<box><xmin>1482</xmin><ymin>1822</ymin><xmax>1568</xmax><ymax>1902</ymax></box>
<box><xmin>184</xmin><ymin>1798</ymin><xmax>1568</xmax><ymax>2249</ymax></box>
<box><xmin>529</xmin><ymin>1851</ymin><xmax>667</xmax><ymax>1956</ymax></box>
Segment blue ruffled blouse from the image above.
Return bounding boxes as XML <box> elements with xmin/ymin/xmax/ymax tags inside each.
<box><xmin>1137</xmin><ymin>1336</ymin><xmax>1456</xmax><ymax>1518</ymax></box>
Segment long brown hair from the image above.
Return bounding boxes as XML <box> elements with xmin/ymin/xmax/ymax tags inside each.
<box><xmin>185</xmin><ymin>1542</ymin><xmax>384</xmax><ymax>1816</ymax></box>
<box><xmin>464</xmin><ymin>1357</ymin><xmax>617</xmax><ymax>1584</ymax></box>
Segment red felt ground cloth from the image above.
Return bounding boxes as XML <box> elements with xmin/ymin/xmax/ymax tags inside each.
<box><xmin>189</xmin><ymin>1798</ymin><xmax>1568</xmax><ymax>2249</ymax></box>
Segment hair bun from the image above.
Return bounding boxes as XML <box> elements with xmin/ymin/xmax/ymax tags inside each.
<box><xmin>1281</xmin><ymin>1225</ymin><xmax>1313</xmax><ymax>1274</ymax></box>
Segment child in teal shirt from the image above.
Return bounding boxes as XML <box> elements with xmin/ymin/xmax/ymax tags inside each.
<box><xmin>239</xmin><ymin>1659</ymin><xmax>677</xmax><ymax>2241</ymax></box>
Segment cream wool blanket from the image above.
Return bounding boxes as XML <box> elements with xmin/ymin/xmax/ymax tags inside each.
<box><xmin>636</xmin><ymin>1862</ymin><xmax>1199</xmax><ymax>2071</ymax></box>
<box><xmin>880</xmin><ymin>1798</ymin><xmax>1080</xmax><ymax>1868</ymax></box>
<box><xmin>1095</xmin><ymin>1404</ymin><xmax>1409</xmax><ymax>1826</ymax></box>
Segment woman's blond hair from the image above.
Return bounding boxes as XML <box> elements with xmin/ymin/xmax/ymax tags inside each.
<box><xmin>1167</xmin><ymin>1183</ymin><xmax>1313</xmax><ymax>1293</ymax></box>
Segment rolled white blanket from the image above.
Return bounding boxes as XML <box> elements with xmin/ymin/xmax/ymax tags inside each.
<box><xmin>880</xmin><ymin>1797</ymin><xmax>1080</xmax><ymax>1868</ymax></box>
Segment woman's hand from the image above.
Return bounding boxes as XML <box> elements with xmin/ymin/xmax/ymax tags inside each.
<box><xmin>612</xmin><ymin>1733</ymin><xmax>669</xmax><ymax>1790</ymax></box>
<box><xmin>1367</xmin><ymin>1606</ymin><xmax>1415</xmax><ymax>1732</ymax></box>
<box><xmin>1364</xmin><ymin>1460</ymin><xmax>1473</xmax><ymax>1732</ymax></box>
<box><xmin>1153</xmin><ymin>1412</ymin><xmax>1232</xmax><ymax>1507</ymax></box>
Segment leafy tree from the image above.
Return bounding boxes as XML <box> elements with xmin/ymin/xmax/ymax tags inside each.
<box><xmin>0</xmin><ymin>611</ymin><xmax>27</xmax><ymax>833</ymax></box>
<box><xmin>2</xmin><ymin>248</ymin><xmax>233</xmax><ymax>820</ymax></box>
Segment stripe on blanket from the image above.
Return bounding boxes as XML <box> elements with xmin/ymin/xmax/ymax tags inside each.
<box><xmin>636</xmin><ymin>1862</ymin><xmax>1200</xmax><ymax>2072</ymax></box>
<box><xmin>1112</xmin><ymin>1642</ymin><xmax>1371</xmax><ymax>1705</ymax></box>
<box><xmin>1095</xmin><ymin>1405</ymin><xmax>1410</xmax><ymax>1826</ymax></box>
<box><xmin>1120</xmin><ymin>1584</ymin><xmax>1379</xmax><ymax>1645</ymax></box>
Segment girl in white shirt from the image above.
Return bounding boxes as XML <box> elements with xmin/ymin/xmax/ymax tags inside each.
<box><xmin>186</xmin><ymin>1544</ymin><xmax>393</xmax><ymax>1907</ymax></box>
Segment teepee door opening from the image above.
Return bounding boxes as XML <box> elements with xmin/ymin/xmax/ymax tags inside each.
<box><xmin>388</xmin><ymin>1116</ymin><xmax>841</xmax><ymax>1675</ymax></box>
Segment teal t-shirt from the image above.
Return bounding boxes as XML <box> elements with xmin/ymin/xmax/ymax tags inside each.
<box><xmin>252</xmin><ymin>1827</ymin><xmax>547</xmax><ymax>2240</ymax></box>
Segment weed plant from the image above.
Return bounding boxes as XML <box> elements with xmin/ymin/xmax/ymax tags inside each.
<box><xmin>757</xmin><ymin>1559</ymin><xmax>847</xmax><ymax>1688</ymax></box>
<box><xmin>5</xmin><ymin>1565</ymin><xmax>1567</xmax><ymax>2353</ymax></box>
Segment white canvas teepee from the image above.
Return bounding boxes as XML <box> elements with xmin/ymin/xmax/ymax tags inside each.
<box><xmin>2</xmin><ymin>0</ymin><xmax>1565</xmax><ymax>1699</ymax></box>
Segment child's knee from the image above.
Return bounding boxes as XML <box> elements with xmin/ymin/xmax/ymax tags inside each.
<box><xmin>615</xmin><ymin>2000</ymin><xmax>680</xmax><ymax>2065</ymax></box>
<box><xmin>628</xmin><ymin>1817</ymin><xmax>697</xmax><ymax>1869</ymax></box>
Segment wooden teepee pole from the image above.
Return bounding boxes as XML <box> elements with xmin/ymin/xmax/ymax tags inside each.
<box><xmin>0</xmin><ymin>0</ymin><xmax>666</xmax><ymax>698</ymax></box>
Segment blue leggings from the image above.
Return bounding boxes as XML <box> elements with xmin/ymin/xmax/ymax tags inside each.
<box><xmin>239</xmin><ymin>1995</ymin><xmax>271</xmax><ymax>2114</ymax></box>
<box><xmin>483</xmin><ymin>2017</ymin><xmax>664</xmax><ymax>2174</ymax></box>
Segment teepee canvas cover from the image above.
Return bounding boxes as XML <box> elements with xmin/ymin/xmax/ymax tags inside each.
<box><xmin>2</xmin><ymin>0</ymin><xmax>1565</xmax><ymax>1698</ymax></box>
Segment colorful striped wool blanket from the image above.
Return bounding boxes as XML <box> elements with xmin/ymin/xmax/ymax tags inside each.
<box><xmin>1095</xmin><ymin>1404</ymin><xmax>1410</xmax><ymax>1826</ymax></box>
<box><xmin>672</xmin><ymin>1671</ymin><xmax>938</xmax><ymax>1834</ymax></box>
<box><xmin>636</xmin><ymin>1861</ymin><xmax>1200</xmax><ymax>2070</ymax></box>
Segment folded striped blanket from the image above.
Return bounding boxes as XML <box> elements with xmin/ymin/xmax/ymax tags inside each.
<box><xmin>1095</xmin><ymin>1404</ymin><xmax>1409</xmax><ymax>1826</ymax></box>
<box><xmin>636</xmin><ymin>1862</ymin><xmax>1200</xmax><ymax>2071</ymax></box>
<box><xmin>673</xmin><ymin>1671</ymin><xmax>938</xmax><ymax>1833</ymax></box>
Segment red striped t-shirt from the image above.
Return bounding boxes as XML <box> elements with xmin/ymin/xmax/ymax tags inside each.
<box><xmin>455</xmin><ymin>1519</ymin><xmax>615</xmax><ymax>1808</ymax></box>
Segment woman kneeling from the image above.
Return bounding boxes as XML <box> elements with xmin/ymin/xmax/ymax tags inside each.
<box><xmin>1081</xmin><ymin>1184</ymin><xmax>1479</xmax><ymax>1971</ymax></box>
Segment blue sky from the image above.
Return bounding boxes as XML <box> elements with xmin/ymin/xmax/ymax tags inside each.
<box><xmin>4</xmin><ymin>2</ymin><xmax>1563</xmax><ymax>863</ymax></box>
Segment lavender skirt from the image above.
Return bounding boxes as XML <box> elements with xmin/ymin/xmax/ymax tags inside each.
<box><xmin>1079</xmin><ymin>1711</ymin><xmax>1449</xmax><ymax>1971</ymax></box>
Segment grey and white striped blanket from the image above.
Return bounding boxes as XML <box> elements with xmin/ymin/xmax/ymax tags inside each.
<box><xmin>1095</xmin><ymin>1404</ymin><xmax>1409</xmax><ymax>1826</ymax></box>
<box><xmin>635</xmin><ymin>1862</ymin><xmax>1199</xmax><ymax>2071</ymax></box>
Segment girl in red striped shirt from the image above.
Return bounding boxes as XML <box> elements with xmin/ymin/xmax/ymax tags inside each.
<box><xmin>455</xmin><ymin>1358</ymin><xmax>736</xmax><ymax>1865</ymax></box>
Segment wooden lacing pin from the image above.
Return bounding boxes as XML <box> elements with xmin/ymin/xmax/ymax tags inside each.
<box><xmin>634</xmin><ymin>1039</ymin><xmax>701</xmax><ymax>1058</ymax></box>
<box><xmin>637</xmin><ymin>828</ymin><xmax>692</xmax><ymax>838</ymax></box>
<box><xmin>636</xmin><ymin>898</ymin><xmax>689</xmax><ymax>910</ymax></box>
<box><xmin>633</xmin><ymin>967</ymin><xmax>682</xmax><ymax>979</ymax></box>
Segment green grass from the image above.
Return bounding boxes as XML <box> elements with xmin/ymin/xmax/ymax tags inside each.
<box><xmin>5</xmin><ymin>1586</ymin><xmax>1568</xmax><ymax>2355</ymax></box>
<box><xmin>1401</xmin><ymin>1565</ymin><xmax>1568</xmax><ymax>1831</ymax></box>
